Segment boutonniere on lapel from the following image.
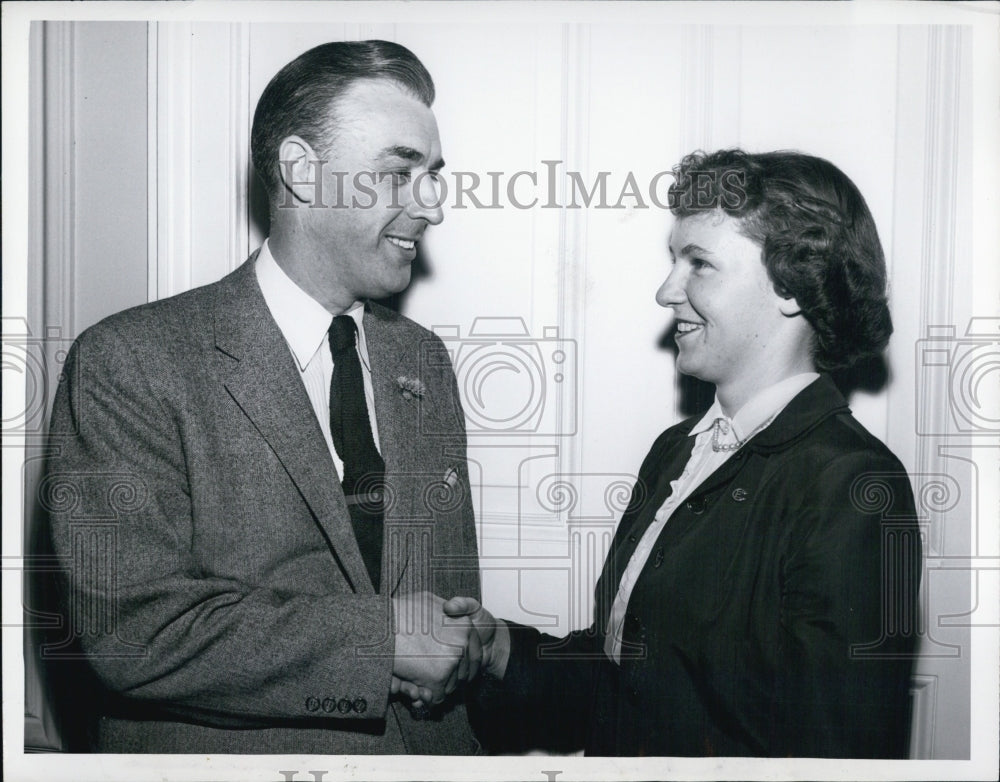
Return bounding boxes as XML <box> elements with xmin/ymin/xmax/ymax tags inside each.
<box><xmin>396</xmin><ymin>375</ymin><xmax>427</xmax><ymax>401</ymax></box>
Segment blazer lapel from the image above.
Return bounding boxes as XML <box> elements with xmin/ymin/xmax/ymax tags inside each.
<box><xmin>364</xmin><ymin>306</ymin><xmax>412</xmax><ymax>474</ymax></box>
<box><xmin>212</xmin><ymin>259</ymin><xmax>373</xmax><ymax>594</ymax></box>
<box><xmin>682</xmin><ymin>375</ymin><xmax>849</xmax><ymax>503</ymax></box>
<box><xmin>594</xmin><ymin>430</ymin><xmax>697</xmax><ymax>630</ymax></box>
<box><xmin>363</xmin><ymin>305</ymin><xmax>418</xmax><ymax>596</ymax></box>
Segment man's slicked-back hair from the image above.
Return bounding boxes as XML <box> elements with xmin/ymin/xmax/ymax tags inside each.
<box><xmin>668</xmin><ymin>149</ymin><xmax>892</xmax><ymax>371</ymax></box>
<box><xmin>251</xmin><ymin>40</ymin><xmax>435</xmax><ymax>201</ymax></box>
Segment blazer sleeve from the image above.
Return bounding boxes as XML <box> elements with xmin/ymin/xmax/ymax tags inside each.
<box><xmin>44</xmin><ymin>323</ymin><xmax>396</xmax><ymax>726</ymax></box>
<box><xmin>469</xmin><ymin>621</ymin><xmax>602</xmax><ymax>754</ymax></box>
<box><xmin>771</xmin><ymin>450</ymin><xmax>920</xmax><ymax>757</ymax></box>
<box><xmin>468</xmin><ymin>426</ymin><xmax>679</xmax><ymax>754</ymax></box>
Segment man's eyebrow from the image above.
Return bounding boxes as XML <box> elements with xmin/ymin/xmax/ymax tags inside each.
<box><xmin>378</xmin><ymin>145</ymin><xmax>446</xmax><ymax>170</ymax></box>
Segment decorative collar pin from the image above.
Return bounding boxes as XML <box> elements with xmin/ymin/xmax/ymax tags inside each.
<box><xmin>397</xmin><ymin>376</ymin><xmax>427</xmax><ymax>400</ymax></box>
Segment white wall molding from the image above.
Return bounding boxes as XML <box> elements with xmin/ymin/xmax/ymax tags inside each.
<box><xmin>480</xmin><ymin>511</ymin><xmax>615</xmax><ymax>544</ymax></box>
<box><xmin>680</xmin><ymin>25</ymin><xmax>713</xmax><ymax>153</ymax></box>
<box><xmin>919</xmin><ymin>25</ymin><xmax>961</xmax><ymax>332</ymax></box>
<box><xmin>890</xmin><ymin>26</ymin><xmax>966</xmax><ymax>558</ymax></box>
<box><xmin>148</xmin><ymin>21</ymin><xmax>193</xmax><ymax>301</ymax></box>
<box><xmin>42</xmin><ymin>22</ymin><xmax>76</xmax><ymax>339</ymax></box>
<box><xmin>915</xmin><ymin>25</ymin><xmax>963</xmax><ymax>558</ymax></box>
<box><xmin>147</xmin><ymin>22</ymin><xmax>193</xmax><ymax>301</ymax></box>
<box><xmin>892</xmin><ymin>24</ymin><xmax>973</xmax><ymax>762</ymax></box>
<box><xmin>556</xmin><ymin>23</ymin><xmax>591</xmax><ymax>487</ymax></box>
<box><xmin>148</xmin><ymin>22</ymin><xmax>252</xmax><ymax>300</ymax></box>
<box><xmin>480</xmin><ymin>507</ymin><xmax>614</xmax><ymax>631</ymax></box>
<box><xmin>23</xmin><ymin>21</ymin><xmax>77</xmax><ymax>753</ymax></box>
<box><xmin>228</xmin><ymin>23</ymin><xmax>251</xmax><ymax>271</ymax></box>
<box><xmin>909</xmin><ymin>674</ymin><xmax>938</xmax><ymax>759</ymax></box>
<box><xmin>678</xmin><ymin>26</ymin><xmax>742</xmax><ymax>156</ymax></box>
<box><xmin>344</xmin><ymin>23</ymin><xmax>398</xmax><ymax>41</ymax></box>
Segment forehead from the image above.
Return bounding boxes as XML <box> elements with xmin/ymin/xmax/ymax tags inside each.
<box><xmin>327</xmin><ymin>79</ymin><xmax>440</xmax><ymax>156</ymax></box>
<box><xmin>668</xmin><ymin>211</ymin><xmax>753</xmax><ymax>253</ymax></box>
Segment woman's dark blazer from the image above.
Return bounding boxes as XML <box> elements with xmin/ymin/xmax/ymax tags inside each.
<box><xmin>472</xmin><ymin>375</ymin><xmax>921</xmax><ymax>758</ymax></box>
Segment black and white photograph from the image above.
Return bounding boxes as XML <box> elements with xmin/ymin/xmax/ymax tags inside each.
<box><xmin>3</xmin><ymin>1</ymin><xmax>998</xmax><ymax>780</ymax></box>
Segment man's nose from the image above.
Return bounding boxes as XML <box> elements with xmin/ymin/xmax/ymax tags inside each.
<box><xmin>655</xmin><ymin>265</ymin><xmax>686</xmax><ymax>308</ymax></box>
<box><xmin>407</xmin><ymin>172</ymin><xmax>444</xmax><ymax>225</ymax></box>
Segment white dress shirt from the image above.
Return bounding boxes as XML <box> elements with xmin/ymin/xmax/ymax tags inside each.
<box><xmin>604</xmin><ymin>372</ymin><xmax>819</xmax><ymax>663</ymax></box>
<box><xmin>255</xmin><ymin>240</ymin><xmax>381</xmax><ymax>482</ymax></box>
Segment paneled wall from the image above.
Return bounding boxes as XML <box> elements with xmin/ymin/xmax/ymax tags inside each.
<box><xmin>22</xmin><ymin>18</ymin><xmax>988</xmax><ymax>761</ymax></box>
<box><xmin>23</xmin><ymin>21</ymin><xmax>149</xmax><ymax>752</ymax></box>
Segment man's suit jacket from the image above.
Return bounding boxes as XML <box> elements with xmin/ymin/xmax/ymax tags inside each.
<box><xmin>45</xmin><ymin>256</ymin><xmax>481</xmax><ymax>754</ymax></box>
<box><xmin>472</xmin><ymin>375</ymin><xmax>920</xmax><ymax>757</ymax></box>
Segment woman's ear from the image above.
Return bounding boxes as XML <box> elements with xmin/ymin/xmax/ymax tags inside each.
<box><xmin>778</xmin><ymin>294</ymin><xmax>803</xmax><ymax>318</ymax></box>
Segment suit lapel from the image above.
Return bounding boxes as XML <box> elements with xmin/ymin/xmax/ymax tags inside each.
<box><xmin>212</xmin><ymin>259</ymin><xmax>373</xmax><ymax>594</ymax></box>
<box><xmin>363</xmin><ymin>305</ymin><xmax>415</xmax><ymax>596</ymax></box>
<box><xmin>364</xmin><ymin>306</ymin><xmax>411</xmax><ymax>475</ymax></box>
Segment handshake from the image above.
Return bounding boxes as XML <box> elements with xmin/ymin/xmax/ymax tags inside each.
<box><xmin>390</xmin><ymin>592</ymin><xmax>510</xmax><ymax>709</ymax></box>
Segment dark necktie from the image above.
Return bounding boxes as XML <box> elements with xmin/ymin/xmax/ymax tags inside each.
<box><xmin>328</xmin><ymin>315</ymin><xmax>384</xmax><ymax>592</ymax></box>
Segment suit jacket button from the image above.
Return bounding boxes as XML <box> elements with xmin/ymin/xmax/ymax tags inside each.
<box><xmin>306</xmin><ymin>696</ymin><xmax>321</xmax><ymax>712</ymax></box>
<box><xmin>338</xmin><ymin>697</ymin><xmax>352</xmax><ymax>714</ymax></box>
<box><xmin>353</xmin><ymin>697</ymin><xmax>368</xmax><ymax>714</ymax></box>
<box><xmin>322</xmin><ymin>697</ymin><xmax>336</xmax><ymax>713</ymax></box>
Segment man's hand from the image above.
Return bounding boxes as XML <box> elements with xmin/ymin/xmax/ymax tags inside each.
<box><xmin>443</xmin><ymin>596</ymin><xmax>510</xmax><ymax>680</ymax></box>
<box><xmin>390</xmin><ymin>675</ymin><xmax>433</xmax><ymax>705</ymax></box>
<box><xmin>391</xmin><ymin>591</ymin><xmax>480</xmax><ymax>706</ymax></box>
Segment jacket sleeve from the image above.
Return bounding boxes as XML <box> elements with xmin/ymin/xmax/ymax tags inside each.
<box><xmin>469</xmin><ymin>621</ymin><xmax>602</xmax><ymax>754</ymax></box>
<box><xmin>772</xmin><ymin>451</ymin><xmax>921</xmax><ymax>757</ymax></box>
<box><xmin>44</xmin><ymin>323</ymin><xmax>396</xmax><ymax>727</ymax></box>
<box><xmin>468</xmin><ymin>427</ymin><xmax>679</xmax><ymax>754</ymax></box>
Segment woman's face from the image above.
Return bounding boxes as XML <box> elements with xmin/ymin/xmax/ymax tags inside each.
<box><xmin>656</xmin><ymin>211</ymin><xmax>803</xmax><ymax>404</ymax></box>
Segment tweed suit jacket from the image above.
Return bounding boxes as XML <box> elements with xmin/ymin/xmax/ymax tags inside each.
<box><xmin>472</xmin><ymin>376</ymin><xmax>920</xmax><ymax>757</ymax></box>
<box><xmin>45</xmin><ymin>255</ymin><xmax>481</xmax><ymax>754</ymax></box>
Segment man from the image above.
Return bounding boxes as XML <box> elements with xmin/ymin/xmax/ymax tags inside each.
<box><xmin>453</xmin><ymin>150</ymin><xmax>920</xmax><ymax>757</ymax></box>
<box><xmin>45</xmin><ymin>40</ymin><xmax>481</xmax><ymax>754</ymax></box>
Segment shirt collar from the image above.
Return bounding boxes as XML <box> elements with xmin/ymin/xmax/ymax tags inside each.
<box><xmin>254</xmin><ymin>239</ymin><xmax>365</xmax><ymax>371</ymax></box>
<box><xmin>689</xmin><ymin>372</ymin><xmax>821</xmax><ymax>440</ymax></box>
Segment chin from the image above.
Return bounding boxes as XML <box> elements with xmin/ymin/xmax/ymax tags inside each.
<box><xmin>675</xmin><ymin>358</ymin><xmax>715</xmax><ymax>386</ymax></box>
<box><xmin>393</xmin><ymin>270</ymin><xmax>413</xmax><ymax>292</ymax></box>
<box><xmin>372</xmin><ymin>277</ymin><xmax>412</xmax><ymax>301</ymax></box>
<box><xmin>674</xmin><ymin>355</ymin><xmax>697</xmax><ymax>376</ymax></box>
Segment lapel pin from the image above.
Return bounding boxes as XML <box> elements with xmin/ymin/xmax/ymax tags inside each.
<box><xmin>397</xmin><ymin>376</ymin><xmax>427</xmax><ymax>400</ymax></box>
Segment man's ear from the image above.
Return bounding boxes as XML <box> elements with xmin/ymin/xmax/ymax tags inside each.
<box><xmin>277</xmin><ymin>136</ymin><xmax>322</xmax><ymax>205</ymax></box>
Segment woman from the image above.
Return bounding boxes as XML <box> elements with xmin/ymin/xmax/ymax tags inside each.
<box><xmin>456</xmin><ymin>149</ymin><xmax>921</xmax><ymax>758</ymax></box>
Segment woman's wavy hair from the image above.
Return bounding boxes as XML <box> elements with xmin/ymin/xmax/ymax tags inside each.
<box><xmin>667</xmin><ymin>149</ymin><xmax>892</xmax><ymax>371</ymax></box>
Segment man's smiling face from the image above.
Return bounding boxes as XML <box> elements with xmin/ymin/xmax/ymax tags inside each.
<box><xmin>297</xmin><ymin>78</ymin><xmax>444</xmax><ymax>311</ymax></box>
